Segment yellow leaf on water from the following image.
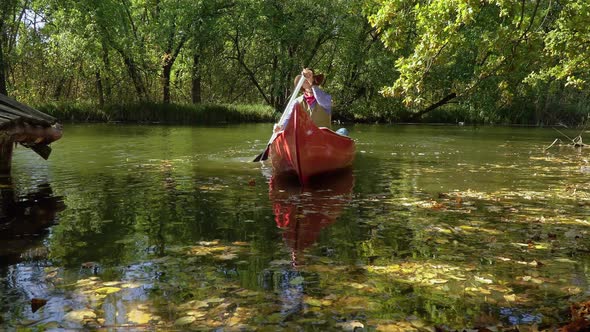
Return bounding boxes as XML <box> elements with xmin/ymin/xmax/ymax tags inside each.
<box><xmin>204</xmin><ymin>297</ymin><xmax>224</xmax><ymax>304</ymax></box>
<box><xmin>449</xmin><ymin>275</ymin><xmax>467</xmax><ymax>281</ymax></box>
<box><xmin>488</xmin><ymin>285</ymin><xmax>510</xmax><ymax>293</ymax></box>
<box><xmin>216</xmin><ymin>253</ymin><xmax>238</xmax><ymax>260</ymax></box>
<box><xmin>199</xmin><ymin>240</ymin><xmax>220</xmax><ymax>246</ymax></box>
<box><xmin>64</xmin><ymin>309</ymin><xmax>97</xmax><ymax>323</ymax></box>
<box><xmin>94</xmin><ymin>287</ymin><xmax>121</xmax><ymax>295</ymax></box>
<box><xmin>478</xmin><ymin>287</ymin><xmax>491</xmax><ymax>295</ymax></box>
<box><xmin>127</xmin><ymin>309</ymin><xmax>152</xmax><ymax>324</ymax></box>
<box><xmin>179</xmin><ymin>300</ymin><xmax>208</xmax><ymax>310</ymax></box>
<box><xmin>121</xmin><ymin>282</ymin><xmax>142</xmax><ymax>289</ymax></box>
<box><xmin>504</xmin><ymin>294</ymin><xmax>516</xmax><ymax>302</ymax></box>
<box><xmin>174</xmin><ymin>316</ymin><xmax>196</xmax><ymax>326</ymax></box>
<box><xmin>350</xmin><ymin>283</ymin><xmax>367</xmax><ymax>289</ymax></box>
<box><xmin>184</xmin><ymin>310</ymin><xmax>206</xmax><ymax>318</ymax></box>
<box><xmin>474</xmin><ymin>276</ymin><xmax>493</xmax><ymax>284</ymax></box>
<box><xmin>428</xmin><ymin>279</ymin><xmax>448</xmax><ymax>284</ymax></box>
<box><xmin>304</xmin><ymin>298</ymin><xmax>323</xmax><ymax>307</ymax></box>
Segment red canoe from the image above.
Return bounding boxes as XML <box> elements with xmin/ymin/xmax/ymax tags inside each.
<box><xmin>268</xmin><ymin>103</ymin><xmax>355</xmax><ymax>184</ymax></box>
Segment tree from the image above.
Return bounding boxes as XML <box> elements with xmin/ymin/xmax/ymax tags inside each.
<box><xmin>367</xmin><ymin>0</ymin><xmax>558</xmax><ymax>121</ymax></box>
<box><xmin>0</xmin><ymin>0</ymin><xmax>29</xmax><ymax>96</ymax></box>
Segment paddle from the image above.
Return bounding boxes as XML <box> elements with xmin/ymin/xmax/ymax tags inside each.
<box><xmin>253</xmin><ymin>73</ymin><xmax>307</xmax><ymax>162</ymax></box>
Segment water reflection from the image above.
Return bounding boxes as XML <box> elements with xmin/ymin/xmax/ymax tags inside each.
<box><xmin>0</xmin><ymin>179</ymin><xmax>65</xmax><ymax>266</ymax></box>
<box><xmin>264</xmin><ymin>170</ymin><xmax>354</xmax><ymax>319</ymax></box>
<box><xmin>269</xmin><ymin>170</ymin><xmax>354</xmax><ymax>266</ymax></box>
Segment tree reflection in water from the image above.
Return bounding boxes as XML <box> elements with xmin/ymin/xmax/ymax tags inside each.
<box><xmin>264</xmin><ymin>169</ymin><xmax>354</xmax><ymax>318</ymax></box>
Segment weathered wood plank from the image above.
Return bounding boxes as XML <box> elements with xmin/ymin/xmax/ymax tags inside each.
<box><xmin>0</xmin><ymin>103</ymin><xmax>47</xmax><ymax>124</ymax></box>
<box><xmin>0</xmin><ymin>93</ymin><xmax>56</xmax><ymax>124</ymax></box>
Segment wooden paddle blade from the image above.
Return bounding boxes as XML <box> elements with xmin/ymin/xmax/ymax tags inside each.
<box><xmin>252</xmin><ymin>146</ymin><xmax>269</xmax><ymax>162</ymax></box>
<box><xmin>259</xmin><ymin>147</ymin><xmax>270</xmax><ymax>161</ymax></box>
<box><xmin>252</xmin><ymin>152</ymin><xmax>263</xmax><ymax>162</ymax></box>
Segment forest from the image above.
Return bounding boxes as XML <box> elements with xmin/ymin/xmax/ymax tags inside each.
<box><xmin>0</xmin><ymin>0</ymin><xmax>589</xmax><ymax>125</ymax></box>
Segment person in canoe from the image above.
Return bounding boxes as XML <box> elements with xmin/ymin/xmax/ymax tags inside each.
<box><xmin>274</xmin><ymin>68</ymin><xmax>339</xmax><ymax>133</ymax></box>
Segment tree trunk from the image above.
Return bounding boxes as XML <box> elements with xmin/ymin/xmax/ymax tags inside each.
<box><xmin>101</xmin><ymin>42</ymin><xmax>112</xmax><ymax>102</ymax></box>
<box><xmin>95</xmin><ymin>71</ymin><xmax>104</xmax><ymax>108</ymax></box>
<box><xmin>121</xmin><ymin>54</ymin><xmax>147</xmax><ymax>102</ymax></box>
<box><xmin>0</xmin><ymin>38</ymin><xmax>7</xmax><ymax>96</ymax></box>
<box><xmin>409</xmin><ymin>93</ymin><xmax>457</xmax><ymax>121</ymax></box>
<box><xmin>162</xmin><ymin>55</ymin><xmax>172</xmax><ymax>104</ymax></box>
<box><xmin>191</xmin><ymin>53</ymin><xmax>201</xmax><ymax>104</ymax></box>
<box><xmin>0</xmin><ymin>134</ymin><xmax>13</xmax><ymax>176</ymax></box>
<box><xmin>53</xmin><ymin>77</ymin><xmax>66</xmax><ymax>100</ymax></box>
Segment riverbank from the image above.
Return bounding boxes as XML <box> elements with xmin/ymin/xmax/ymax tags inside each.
<box><xmin>36</xmin><ymin>102</ymin><xmax>277</xmax><ymax>124</ymax></box>
<box><xmin>36</xmin><ymin>101</ymin><xmax>590</xmax><ymax>127</ymax></box>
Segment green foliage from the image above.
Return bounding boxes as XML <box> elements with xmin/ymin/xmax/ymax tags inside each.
<box><xmin>367</xmin><ymin>0</ymin><xmax>590</xmax><ymax>124</ymax></box>
<box><xmin>1</xmin><ymin>0</ymin><xmax>590</xmax><ymax>124</ymax></box>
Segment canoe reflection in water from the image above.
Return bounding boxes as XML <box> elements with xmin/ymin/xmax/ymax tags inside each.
<box><xmin>264</xmin><ymin>169</ymin><xmax>354</xmax><ymax>318</ymax></box>
<box><xmin>269</xmin><ymin>169</ymin><xmax>354</xmax><ymax>265</ymax></box>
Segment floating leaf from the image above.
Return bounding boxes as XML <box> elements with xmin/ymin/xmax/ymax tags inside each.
<box><xmin>64</xmin><ymin>309</ymin><xmax>97</xmax><ymax>323</ymax></box>
<box><xmin>127</xmin><ymin>309</ymin><xmax>152</xmax><ymax>324</ymax></box>
<box><xmin>349</xmin><ymin>282</ymin><xmax>367</xmax><ymax>289</ymax></box>
<box><xmin>121</xmin><ymin>282</ymin><xmax>142</xmax><ymax>289</ymax></box>
<box><xmin>174</xmin><ymin>316</ymin><xmax>196</xmax><ymax>326</ymax></box>
<box><xmin>504</xmin><ymin>294</ymin><xmax>517</xmax><ymax>302</ymax></box>
<box><xmin>184</xmin><ymin>310</ymin><xmax>206</xmax><ymax>318</ymax></box>
<box><xmin>289</xmin><ymin>276</ymin><xmax>305</xmax><ymax>286</ymax></box>
<box><xmin>179</xmin><ymin>300</ymin><xmax>208</xmax><ymax>310</ymax></box>
<box><xmin>474</xmin><ymin>276</ymin><xmax>493</xmax><ymax>284</ymax></box>
<box><xmin>304</xmin><ymin>298</ymin><xmax>323</xmax><ymax>307</ymax></box>
<box><xmin>428</xmin><ymin>279</ymin><xmax>448</xmax><ymax>284</ymax></box>
<box><xmin>94</xmin><ymin>287</ymin><xmax>121</xmax><ymax>295</ymax></box>
<box><xmin>215</xmin><ymin>253</ymin><xmax>238</xmax><ymax>260</ymax></box>
<box><xmin>204</xmin><ymin>297</ymin><xmax>224</xmax><ymax>304</ymax></box>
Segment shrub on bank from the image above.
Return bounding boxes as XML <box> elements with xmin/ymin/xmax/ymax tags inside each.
<box><xmin>36</xmin><ymin>102</ymin><xmax>277</xmax><ymax>124</ymax></box>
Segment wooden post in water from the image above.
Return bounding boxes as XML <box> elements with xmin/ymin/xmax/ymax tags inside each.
<box><xmin>0</xmin><ymin>133</ymin><xmax>14</xmax><ymax>175</ymax></box>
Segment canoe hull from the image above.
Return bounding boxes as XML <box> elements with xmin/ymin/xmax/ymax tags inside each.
<box><xmin>269</xmin><ymin>104</ymin><xmax>355</xmax><ymax>184</ymax></box>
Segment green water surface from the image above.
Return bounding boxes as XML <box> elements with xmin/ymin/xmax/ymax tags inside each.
<box><xmin>1</xmin><ymin>124</ymin><xmax>588</xmax><ymax>331</ymax></box>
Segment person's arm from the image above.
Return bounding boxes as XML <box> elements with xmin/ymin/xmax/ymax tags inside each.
<box><xmin>311</xmin><ymin>86</ymin><xmax>332</xmax><ymax>114</ymax></box>
<box><xmin>274</xmin><ymin>97</ymin><xmax>302</xmax><ymax>132</ymax></box>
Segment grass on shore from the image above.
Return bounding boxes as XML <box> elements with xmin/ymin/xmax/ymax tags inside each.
<box><xmin>36</xmin><ymin>102</ymin><xmax>277</xmax><ymax>124</ymax></box>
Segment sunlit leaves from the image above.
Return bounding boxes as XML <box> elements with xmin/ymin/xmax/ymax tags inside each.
<box><xmin>538</xmin><ymin>0</ymin><xmax>590</xmax><ymax>90</ymax></box>
<box><xmin>367</xmin><ymin>0</ymin><xmax>590</xmax><ymax>122</ymax></box>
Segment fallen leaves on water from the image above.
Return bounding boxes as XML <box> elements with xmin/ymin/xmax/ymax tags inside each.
<box><xmin>215</xmin><ymin>252</ymin><xmax>238</xmax><ymax>260</ymax></box>
<box><xmin>174</xmin><ymin>315</ymin><xmax>196</xmax><ymax>326</ymax></box>
<box><xmin>63</xmin><ymin>309</ymin><xmax>97</xmax><ymax>323</ymax></box>
<box><xmin>127</xmin><ymin>308</ymin><xmax>152</xmax><ymax>324</ymax></box>
<box><xmin>94</xmin><ymin>286</ymin><xmax>121</xmax><ymax>295</ymax></box>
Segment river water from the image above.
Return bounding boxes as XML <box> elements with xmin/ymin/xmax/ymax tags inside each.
<box><xmin>1</xmin><ymin>123</ymin><xmax>589</xmax><ymax>330</ymax></box>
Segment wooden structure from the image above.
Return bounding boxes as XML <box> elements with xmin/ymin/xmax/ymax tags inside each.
<box><xmin>0</xmin><ymin>94</ymin><xmax>62</xmax><ymax>175</ymax></box>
